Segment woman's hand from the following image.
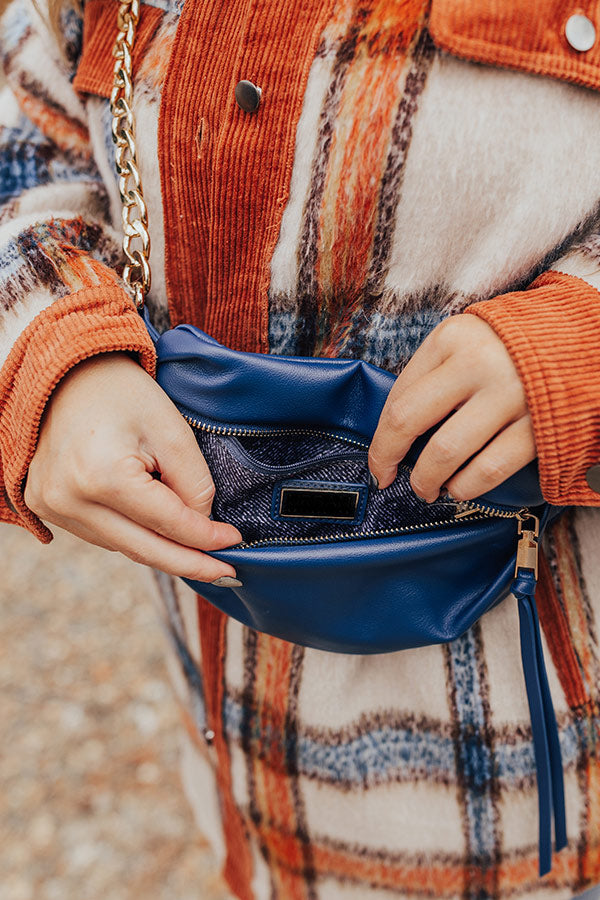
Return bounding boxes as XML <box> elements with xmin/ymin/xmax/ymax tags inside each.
<box><xmin>368</xmin><ymin>314</ymin><xmax>537</xmax><ymax>502</ymax></box>
<box><xmin>24</xmin><ymin>352</ymin><xmax>242</xmax><ymax>582</ymax></box>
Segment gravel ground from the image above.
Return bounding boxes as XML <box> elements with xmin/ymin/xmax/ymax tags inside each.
<box><xmin>1</xmin><ymin>522</ymin><xmax>232</xmax><ymax>900</ymax></box>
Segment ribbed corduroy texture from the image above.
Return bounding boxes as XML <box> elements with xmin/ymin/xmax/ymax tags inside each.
<box><xmin>430</xmin><ymin>0</ymin><xmax>600</xmax><ymax>91</ymax></box>
<box><xmin>157</xmin><ymin>0</ymin><xmax>335</xmax><ymax>352</ymax></box>
<box><xmin>465</xmin><ymin>270</ymin><xmax>600</xmax><ymax>506</ymax></box>
<box><xmin>0</xmin><ymin>286</ymin><xmax>156</xmax><ymax>542</ymax></box>
<box><xmin>72</xmin><ymin>0</ymin><xmax>164</xmax><ymax>97</ymax></box>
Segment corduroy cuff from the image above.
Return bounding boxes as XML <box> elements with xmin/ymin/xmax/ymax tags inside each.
<box><xmin>464</xmin><ymin>270</ymin><xmax>600</xmax><ymax>507</ymax></box>
<box><xmin>0</xmin><ymin>285</ymin><xmax>156</xmax><ymax>542</ymax></box>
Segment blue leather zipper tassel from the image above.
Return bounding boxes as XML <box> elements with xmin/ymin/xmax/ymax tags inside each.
<box><xmin>531</xmin><ymin>586</ymin><xmax>568</xmax><ymax>853</ymax></box>
<box><xmin>513</xmin><ymin>568</ymin><xmax>567</xmax><ymax>877</ymax></box>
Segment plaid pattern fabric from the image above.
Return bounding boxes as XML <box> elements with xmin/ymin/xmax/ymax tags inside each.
<box><xmin>2</xmin><ymin>0</ymin><xmax>600</xmax><ymax>896</ymax></box>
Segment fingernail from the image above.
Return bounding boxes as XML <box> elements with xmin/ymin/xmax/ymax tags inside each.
<box><xmin>211</xmin><ymin>575</ymin><xmax>243</xmax><ymax>587</ymax></box>
<box><xmin>414</xmin><ymin>490</ymin><xmax>436</xmax><ymax>504</ymax></box>
<box><xmin>368</xmin><ymin>470</ymin><xmax>379</xmax><ymax>491</ymax></box>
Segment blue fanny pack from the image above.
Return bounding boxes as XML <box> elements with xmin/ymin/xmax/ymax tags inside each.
<box><xmin>148</xmin><ymin>316</ymin><xmax>568</xmax><ymax>877</ymax></box>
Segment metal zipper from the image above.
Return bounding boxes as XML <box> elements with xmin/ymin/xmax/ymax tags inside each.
<box><xmin>233</xmin><ymin>513</ymin><xmax>502</xmax><ymax>549</ymax></box>
<box><xmin>234</xmin><ymin>505</ymin><xmax>536</xmax><ymax>551</ymax></box>
<box><xmin>184</xmin><ymin>414</ymin><xmax>534</xmax><ymax>551</ymax></box>
<box><xmin>234</xmin><ymin>506</ymin><xmax>532</xmax><ymax>549</ymax></box>
<box><xmin>514</xmin><ymin>511</ymin><xmax>540</xmax><ymax>578</ymax></box>
<box><xmin>183</xmin><ymin>414</ymin><xmax>371</xmax><ymax>449</ymax></box>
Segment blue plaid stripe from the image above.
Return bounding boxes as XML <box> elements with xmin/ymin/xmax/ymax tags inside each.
<box><xmin>269</xmin><ymin>306</ymin><xmax>449</xmax><ymax>370</ymax></box>
<box><xmin>222</xmin><ymin>694</ymin><xmax>583</xmax><ymax>787</ymax></box>
<box><xmin>446</xmin><ymin>627</ymin><xmax>499</xmax><ymax>867</ymax></box>
<box><xmin>0</xmin><ymin>127</ymin><xmax>103</xmax><ymax>203</ymax></box>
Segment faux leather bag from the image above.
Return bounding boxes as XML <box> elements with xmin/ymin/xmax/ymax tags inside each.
<box><xmin>111</xmin><ymin>0</ymin><xmax>568</xmax><ymax>876</ymax></box>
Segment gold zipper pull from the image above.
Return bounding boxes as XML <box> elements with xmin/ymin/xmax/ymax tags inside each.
<box><xmin>515</xmin><ymin>510</ymin><xmax>540</xmax><ymax>579</ymax></box>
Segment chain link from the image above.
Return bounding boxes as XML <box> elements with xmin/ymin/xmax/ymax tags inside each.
<box><xmin>110</xmin><ymin>0</ymin><xmax>150</xmax><ymax>309</ymax></box>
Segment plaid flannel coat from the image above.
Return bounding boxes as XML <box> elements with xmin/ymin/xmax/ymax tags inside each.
<box><xmin>2</xmin><ymin>0</ymin><xmax>600</xmax><ymax>897</ymax></box>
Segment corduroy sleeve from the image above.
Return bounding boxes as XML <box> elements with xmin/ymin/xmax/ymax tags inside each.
<box><xmin>464</xmin><ymin>266</ymin><xmax>600</xmax><ymax>508</ymax></box>
<box><xmin>0</xmin><ymin>0</ymin><xmax>156</xmax><ymax>542</ymax></box>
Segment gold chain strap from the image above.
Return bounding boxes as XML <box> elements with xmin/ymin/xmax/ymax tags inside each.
<box><xmin>110</xmin><ymin>0</ymin><xmax>150</xmax><ymax>309</ymax></box>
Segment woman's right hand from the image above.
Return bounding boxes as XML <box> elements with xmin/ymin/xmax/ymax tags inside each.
<box><xmin>24</xmin><ymin>352</ymin><xmax>242</xmax><ymax>583</ymax></box>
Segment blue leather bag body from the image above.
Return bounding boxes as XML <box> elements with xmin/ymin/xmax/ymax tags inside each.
<box><xmin>148</xmin><ymin>318</ymin><xmax>568</xmax><ymax>877</ymax></box>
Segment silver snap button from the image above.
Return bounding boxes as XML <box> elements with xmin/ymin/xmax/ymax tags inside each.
<box><xmin>585</xmin><ymin>464</ymin><xmax>600</xmax><ymax>493</ymax></box>
<box><xmin>565</xmin><ymin>14</ymin><xmax>596</xmax><ymax>51</ymax></box>
<box><xmin>235</xmin><ymin>80</ymin><xmax>262</xmax><ymax>113</ymax></box>
<box><xmin>204</xmin><ymin>729</ymin><xmax>216</xmax><ymax>745</ymax></box>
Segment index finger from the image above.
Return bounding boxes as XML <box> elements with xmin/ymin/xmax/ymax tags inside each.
<box><xmin>368</xmin><ymin>356</ymin><xmax>472</xmax><ymax>490</ymax></box>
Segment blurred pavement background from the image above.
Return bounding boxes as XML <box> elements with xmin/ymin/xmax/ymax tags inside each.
<box><xmin>1</xmin><ymin>522</ymin><xmax>232</xmax><ymax>900</ymax></box>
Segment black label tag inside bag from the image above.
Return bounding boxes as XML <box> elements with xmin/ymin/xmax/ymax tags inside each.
<box><xmin>278</xmin><ymin>485</ymin><xmax>361</xmax><ymax>520</ymax></box>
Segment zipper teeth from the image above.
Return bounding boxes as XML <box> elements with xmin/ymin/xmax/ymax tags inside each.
<box><xmin>184</xmin><ymin>415</ymin><xmax>526</xmax><ymax>547</ymax></box>
<box><xmin>183</xmin><ymin>415</ymin><xmax>370</xmax><ymax>449</ymax></box>
<box><xmin>452</xmin><ymin>500</ymin><xmax>519</xmax><ymax>520</ymax></box>
<box><xmin>238</xmin><ymin>511</ymin><xmax>499</xmax><ymax>549</ymax></box>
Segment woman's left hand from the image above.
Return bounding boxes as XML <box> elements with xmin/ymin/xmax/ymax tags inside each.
<box><xmin>368</xmin><ymin>314</ymin><xmax>537</xmax><ymax>502</ymax></box>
